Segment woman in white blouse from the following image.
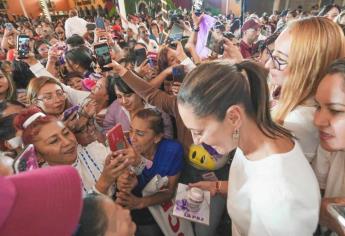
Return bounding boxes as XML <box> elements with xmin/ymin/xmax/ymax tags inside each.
<box><xmin>177</xmin><ymin>60</ymin><xmax>321</xmax><ymax>236</ymax></box>
<box><xmin>265</xmin><ymin>17</ymin><xmax>345</xmax><ymax>162</ymax></box>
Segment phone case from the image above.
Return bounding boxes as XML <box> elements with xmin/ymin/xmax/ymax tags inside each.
<box><xmin>13</xmin><ymin>144</ymin><xmax>39</xmax><ymax>173</ymax></box>
<box><xmin>63</xmin><ymin>105</ymin><xmax>80</xmax><ymax>120</ymax></box>
<box><xmin>17</xmin><ymin>35</ymin><xmax>30</xmax><ymax>59</ymax></box>
<box><xmin>106</xmin><ymin>124</ymin><xmax>127</xmax><ymax>152</ymax></box>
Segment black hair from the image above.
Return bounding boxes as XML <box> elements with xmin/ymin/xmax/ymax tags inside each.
<box><xmin>106</xmin><ymin>75</ymin><xmax>118</xmax><ymax>106</ymax></box>
<box><xmin>0</xmin><ymin>113</ymin><xmax>17</xmax><ymax>141</ymax></box>
<box><xmin>33</xmin><ymin>39</ymin><xmax>50</xmax><ymax>57</ymax></box>
<box><xmin>230</xmin><ymin>19</ymin><xmax>240</xmax><ymax>33</ymax></box>
<box><xmin>63</xmin><ymin>72</ymin><xmax>84</xmax><ymax>84</ymax></box>
<box><xmin>12</xmin><ymin>60</ymin><xmax>35</xmax><ymax>89</ymax></box>
<box><xmin>324</xmin><ymin>58</ymin><xmax>345</xmax><ymax>78</ymax></box>
<box><xmin>64</xmin><ymin>46</ymin><xmax>94</xmax><ymax>72</ymax></box>
<box><xmin>75</xmin><ymin>194</ymin><xmax>107</xmax><ymax>236</ymax></box>
<box><xmin>178</xmin><ymin>60</ymin><xmax>293</xmax><ymax>139</ymax></box>
<box><xmin>66</xmin><ymin>34</ymin><xmax>85</xmax><ymax>48</ymax></box>
<box><xmin>134</xmin><ymin>108</ymin><xmax>164</xmax><ymax>135</ymax></box>
<box><xmin>114</xmin><ymin>77</ymin><xmax>134</xmax><ymax>94</ymax></box>
<box><xmin>318</xmin><ymin>4</ymin><xmax>341</xmax><ymax>17</ymax></box>
<box><xmin>287</xmin><ymin>10</ymin><xmax>298</xmax><ymax>18</ymax></box>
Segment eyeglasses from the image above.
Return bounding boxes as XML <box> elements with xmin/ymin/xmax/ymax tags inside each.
<box><xmin>36</xmin><ymin>90</ymin><xmax>66</xmax><ymax>104</ymax></box>
<box><xmin>266</xmin><ymin>47</ymin><xmax>288</xmax><ymax>71</ymax></box>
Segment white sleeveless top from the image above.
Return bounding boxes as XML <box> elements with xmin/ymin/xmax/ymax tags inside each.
<box><xmin>227</xmin><ymin>142</ymin><xmax>320</xmax><ymax>236</ymax></box>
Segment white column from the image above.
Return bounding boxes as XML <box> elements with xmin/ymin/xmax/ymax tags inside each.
<box><xmin>118</xmin><ymin>0</ymin><xmax>127</xmax><ymax>28</ymax></box>
<box><xmin>273</xmin><ymin>0</ymin><xmax>281</xmax><ymax>12</ymax></box>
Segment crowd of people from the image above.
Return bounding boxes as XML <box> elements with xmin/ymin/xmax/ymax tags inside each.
<box><xmin>0</xmin><ymin>2</ymin><xmax>345</xmax><ymax>236</ymax></box>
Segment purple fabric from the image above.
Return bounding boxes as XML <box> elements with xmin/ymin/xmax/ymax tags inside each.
<box><xmin>201</xmin><ymin>143</ymin><xmax>219</xmax><ymax>156</ymax></box>
<box><xmin>102</xmin><ymin>100</ymin><xmax>131</xmax><ymax>135</ymax></box>
<box><xmin>196</xmin><ymin>14</ymin><xmax>216</xmax><ymax>59</ymax></box>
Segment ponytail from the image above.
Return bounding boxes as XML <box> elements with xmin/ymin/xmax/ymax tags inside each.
<box><xmin>178</xmin><ymin>60</ymin><xmax>293</xmax><ymax>139</ymax></box>
<box><xmin>237</xmin><ymin>61</ymin><xmax>293</xmax><ymax>139</ymax></box>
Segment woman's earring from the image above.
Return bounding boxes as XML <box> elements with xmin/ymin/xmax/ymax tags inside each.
<box><xmin>232</xmin><ymin>129</ymin><xmax>240</xmax><ymax>142</ymax></box>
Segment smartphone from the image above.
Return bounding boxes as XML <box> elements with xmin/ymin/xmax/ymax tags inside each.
<box><xmin>86</xmin><ymin>23</ymin><xmax>96</xmax><ymax>31</ymax></box>
<box><xmin>168</xmin><ymin>24</ymin><xmax>184</xmax><ymax>42</ymax></box>
<box><xmin>13</xmin><ymin>144</ymin><xmax>38</xmax><ymax>173</ymax></box>
<box><xmin>94</xmin><ymin>43</ymin><xmax>112</xmax><ymax>71</ymax></box>
<box><xmin>193</xmin><ymin>0</ymin><xmax>203</xmax><ymax>16</ymax></box>
<box><xmin>134</xmin><ymin>48</ymin><xmax>147</xmax><ymax>66</ymax></box>
<box><xmin>206</xmin><ymin>31</ymin><xmax>224</xmax><ymax>55</ymax></box>
<box><xmin>147</xmin><ymin>52</ymin><xmax>158</xmax><ymax>67</ymax></box>
<box><xmin>17</xmin><ymin>34</ymin><xmax>30</xmax><ymax>59</ymax></box>
<box><xmin>4</xmin><ymin>23</ymin><xmax>13</xmax><ymax>31</ymax></box>
<box><xmin>328</xmin><ymin>203</ymin><xmax>345</xmax><ymax>227</ymax></box>
<box><xmin>95</xmin><ymin>17</ymin><xmax>106</xmax><ymax>30</ymax></box>
<box><xmin>106</xmin><ymin>124</ymin><xmax>127</xmax><ymax>152</ymax></box>
<box><xmin>63</xmin><ymin>105</ymin><xmax>80</xmax><ymax>121</ymax></box>
<box><xmin>172</xmin><ymin>65</ymin><xmax>185</xmax><ymax>83</ymax></box>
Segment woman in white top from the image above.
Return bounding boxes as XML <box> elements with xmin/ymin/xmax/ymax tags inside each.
<box><xmin>312</xmin><ymin>59</ymin><xmax>345</xmax><ymax>235</ymax></box>
<box><xmin>265</xmin><ymin>17</ymin><xmax>345</xmax><ymax>162</ymax></box>
<box><xmin>177</xmin><ymin>60</ymin><xmax>321</xmax><ymax>236</ymax></box>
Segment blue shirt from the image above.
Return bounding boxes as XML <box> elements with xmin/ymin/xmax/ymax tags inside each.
<box><xmin>135</xmin><ymin>138</ymin><xmax>184</xmax><ymax>193</ymax></box>
<box><xmin>131</xmin><ymin>139</ymin><xmax>184</xmax><ymax>225</ymax></box>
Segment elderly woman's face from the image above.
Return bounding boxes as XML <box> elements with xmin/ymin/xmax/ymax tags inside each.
<box><xmin>34</xmin><ymin>120</ymin><xmax>78</xmax><ymax>165</ymax></box>
<box><xmin>34</xmin><ymin>83</ymin><xmax>67</xmax><ymax>116</ymax></box>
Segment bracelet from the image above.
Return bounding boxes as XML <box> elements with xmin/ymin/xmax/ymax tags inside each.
<box><xmin>215</xmin><ymin>181</ymin><xmax>221</xmax><ymax>194</ymax></box>
<box><xmin>193</xmin><ymin>27</ymin><xmax>200</xmax><ymax>32</ymax></box>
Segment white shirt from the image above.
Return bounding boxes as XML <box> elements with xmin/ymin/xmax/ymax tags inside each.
<box><xmin>284</xmin><ymin>104</ymin><xmax>319</xmax><ymax>162</ymax></box>
<box><xmin>312</xmin><ymin>147</ymin><xmax>345</xmax><ymax>197</ymax></box>
<box><xmin>64</xmin><ymin>16</ymin><xmax>88</xmax><ymax>38</ymax></box>
<box><xmin>227</xmin><ymin>142</ymin><xmax>320</xmax><ymax>236</ymax></box>
<box><xmin>42</xmin><ymin>141</ymin><xmax>109</xmax><ymax>196</ymax></box>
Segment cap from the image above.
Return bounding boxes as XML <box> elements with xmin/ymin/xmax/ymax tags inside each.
<box><xmin>242</xmin><ymin>19</ymin><xmax>261</xmax><ymax>32</ymax></box>
<box><xmin>112</xmin><ymin>24</ymin><xmax>122</xmax><ymax>32</ymax></box>
<box><xmin>0</xmin><ymin>166</ymin><xmax>83</xmax><ymax>236</ymax></box>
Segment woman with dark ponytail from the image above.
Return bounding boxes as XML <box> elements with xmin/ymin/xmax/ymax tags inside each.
<box><xmin>177</xmin><ymin>60</ymin><xmax>321</xmax><ymax>235</ymax></box>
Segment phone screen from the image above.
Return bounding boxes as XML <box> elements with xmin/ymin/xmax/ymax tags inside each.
<box><xmin>172</xmin><ymin>65</ymin><xmax>185</xmax><ymax>83</ymax></box>
<box><xmin>147</xmin><ymin>52</ymin><xmax>157</xmax><ymax>67</ymax></box>
<box><xmin>94</xmin><ymin>43</ymin><xmax>112</xmax><ymax>70</ymax></box>
<box><xmin>206</xmin><ymin>31</ymin><xmax>224</xmax><ymax>55</ymax></box>
<box><xmin>95</xmin><ymin>17</ymin><xmax>105</xmax><ymax>29</ymax></box>
<box><xmin>168</xmin><ymin>24</ymin><xmax>184</xmax><ymax>42</ymax></box>
<box><xmin>13</xmin><ymin>144</ymin><xmax>38</xmax><ymax>173</ymax></box>
<box><xmin>17</xmin><ymin>35</ymin><xmax>30</xmax><ymax>59</ymax></box>
<box><xmin>134</xmin><ymin>48</ymin><xmax>147</xmax><ymax>66</ymax></box>
<box><xmin>5</xmin><ymin>23</ymin><xmax>13</xmax><ymax>31</ymax></box>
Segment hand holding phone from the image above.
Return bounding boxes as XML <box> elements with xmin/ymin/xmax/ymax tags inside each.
<box><xmin>206</xmin><ymin>31</ymin><xmax>224</xmax><ymax>55</ymax></box>
<box><xmin>106</xmin><ymin>124</ymin><xmax>127</xmax><ymax>152</ymax></box>
<box><xmin>94</xmin><ymin>43</ymin><xmax>112</xmax><ymax>71</ymax></box>
<box><xmin>172</xmin><ymin>65</ymin><xmax>185</xmax><ymax>83</ymax></box>
<box><xmin>17</xmin><ymin>35</ymin><xmax>30</xmax><ymax>59</ymax></box>
<box><xmin>134</xmin><ymin>48</ymin><xmax>147</xmax><ymax>66</ymax></box>
<box><xmin>13</xmin><ymin>144</ymin><xmax>38</xmax><ymax>173</ymax></box>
